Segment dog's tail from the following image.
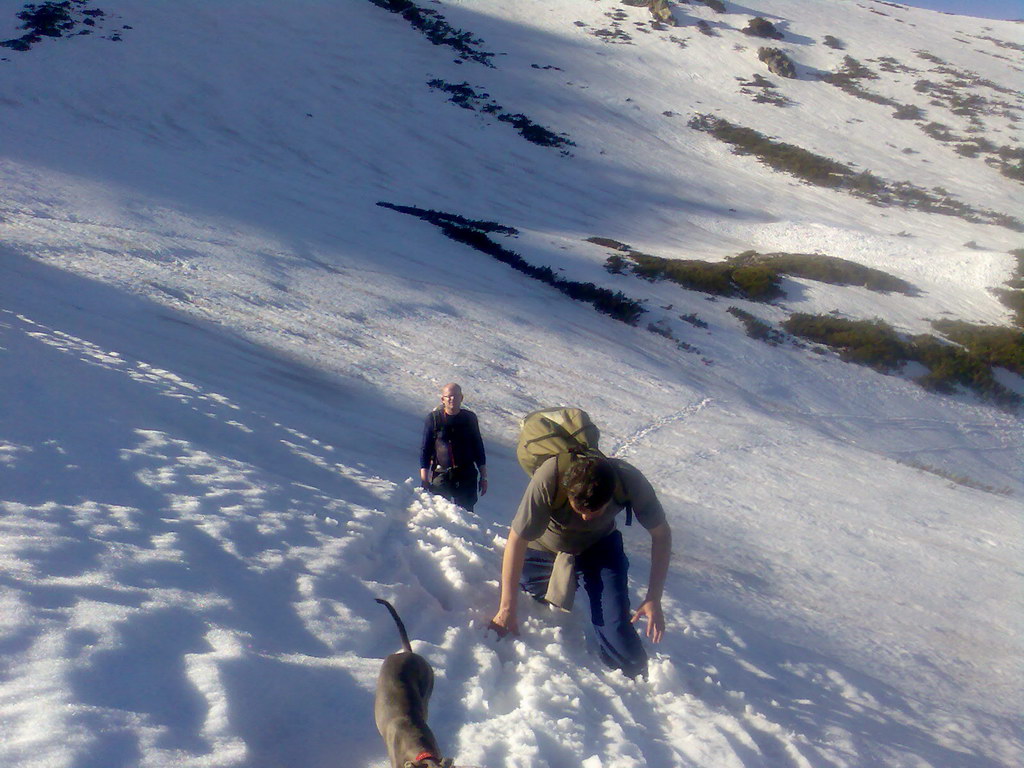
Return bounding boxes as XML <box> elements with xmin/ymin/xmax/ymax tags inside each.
<box><xmin>375</xmin><ymin>598</ymin><xmax>413</xmax><ymax>653</ymax></box>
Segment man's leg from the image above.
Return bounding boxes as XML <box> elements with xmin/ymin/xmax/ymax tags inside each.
<box><xmin>519</xmin><ymin>547</ymin><xmax>557</xmax><ymax>603</ymax></box>
<box><xmin>578</xmin><ymin>531</ymin><xmax>648</xmax><ymax>678</ymax></box>
<box><xmin>429</xmin><ymin>468</ymin><xmax>455</xmax><ymax>503</ymax></box>
<box><xmin>450</xmin><ymin>468</ymin><xmax>478</xmax><ymax>512</ymax></box>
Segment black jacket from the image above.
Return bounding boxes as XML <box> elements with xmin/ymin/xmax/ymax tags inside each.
<box><xmin>420</xmin><ymin>408</ymin><xmax>486</xmax><ymax>472</ymax></box>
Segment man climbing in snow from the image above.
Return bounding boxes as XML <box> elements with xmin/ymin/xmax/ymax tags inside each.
<box><xmin>419</xmin><ymin>382</ymin><xmax>488</xmax><ymax>512</ymax></box>
<box><xmin>489</xmin><ymin>453</ymin><xmax>671</xmax><ymax>679</ymax></box>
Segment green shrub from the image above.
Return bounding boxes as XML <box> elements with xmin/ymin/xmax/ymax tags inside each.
<box><xmin>630</xmin><ymin>253</ymin><xmax>737</xmax><ymax>295</ymax></box>
<box><xmin>892</xmin><ymin>104</ymin><xmax>925</xmax><ymax>120</ymax></box>
<box><xmin>595</xmin><ymin>241</ymin><xmax>919</xmax><ymax>302</ymax></box>
<box><xmin>931</xmin><ymin>320</ymin><xmax>1024</xmax><ymax>374</ymax></box>
<box><xmin>998</xmin><ymin>288</ymin><xmax>1024</xmax><ymax>323</ymax></box>
<box><xmin>608</xmin><ymin>248</ymin><xmax>783</xmax><ymax>301</ymax></box>
<box><xmin>1008</xmin><ymin>248</ymin><xmax>1024</xmax><ymax>290</ymax></box>
<box><xmin>605</xmin><ymin>254</ymin><xmax>628</xmax><ymax>274</ymax></box>
<box><xmin>731</xmin><ymin>264</ymin><xmax>784</xmax><ymax>300</ymax></box>
<box><xmin>689</xmin><ymin>115</ymin><xmax>853</xmax><ymax>187</ymax></box>
<box><xmin>783</xmin><ymin>314</ymin><xmax>907</xmax><ymax>371</ymax></box>
<box><xmin>785</xmin><ymin>313</ymin><xmax>1022</xmax><ymax>408</ymax></box>
<box><xmin>679</xmin><ymin>312</ymin><xmax>709</xmax><ymax>328</ymax></box>
<box><xmin>728</xmin><ymin>307</ymin><xmax>785</xmax><ymax>344</ymax></box>
<box><xmin>587</xmin><ymin>236</ymin><xmax>631</xmax><ymax>251</ymax></box>
<box><xmin>728</xmin><ymin>251</ymin><xmax>916</xmax><ymax>294</ymax></box>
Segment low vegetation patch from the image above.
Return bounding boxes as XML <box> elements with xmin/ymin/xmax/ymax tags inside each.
<box><xmin>972</xmin><ymin>34</ymin><xmax>1024</xmax><ymax>54</ymax></box>
<box><xmin>783</xmin><ymin>314</ymin><xmax>1021</xmax><ymax>408</ymax></box>
<box><xmin>1007</xmin><ymin>248</ymin><xmax>1024</xmax><ymax>292</ymax></box>
<box><xmin>592</xmin><ymin>239</ymin><xmax>784</xmax><ymax>301</ymax></box>
<box><xmin>910</xmin><ymin>57</ymin><xmax>1024</xmax><ymax>179</ymax></box>
<box><xmin>820</xmin><ymin>56</ymin><xmax>904</xmax><ymax>108</ymax></box>
<box><xmin>821</xmin><ymin>55</ymin><xmax>1022</xmax><ymax>157</ymax></box>
<box><xmin>736</xmin><ymin>74</ymin><xmax>794</xmax><ymax>107</ymax></box>
<box><xmin>727</xmin><ymin>307</ymin><xmax>786</xmax><ymax>344</ymax></box>
<box><xmin>1</xmin><ymin>1</ymin><xmax>114</xmax><ymax>51</ymax></box>
<box><xmin>898</xmin><ymin>459</ymin><xmax>1013</xmax><ymax>496</ymax></box>
<box><xmin>647</xmin><ymin>319</ymin><xmax>698</xmax><ymax>352</ymax></box>
<box><xmin>380</xmin><ymin>203</ymin><xmax>645</xmax><ymax>326</ymax></box>
<box><xmin>592</xmin><ymin>241</ymin><xmax>916</xmax><ymax>301</ymax></box>
<box><xmin>427</xmin><ymin>79</ymin><xmax>574</xmax><ymax>152</ymax></box>
<box><xmin>872</xmin><ymin>56</ymin><xmax>918</xmax><ymax>75</ymax></box>
<box><xmin>367</xmin><ymin>0</ymin><xmax>496</xmax><ymax>66</ymax></box>
<box><xmin>918</xmin><ymin>117</ymin><xmax>1024</xmax><ymax>183</ymax></box>
<box><xmin>932</xmin><ymin>319</ymin><xmax>1024</xmax><ymax>374</ymax></box>
<box><xmin>589</xmin><ymin>9</ymin><xmax>635</xmax><ymax>45</ymax></box>
<box><xmin>729</xmin><ymin>251</ymin><xmax>917</xmax><ymax>294</ymax></box>
<box><xmin>689</xmin><ymin>114</ymin><xmax>1023</xmax><ymax>231</ymax></box>
<box><xmin>822</xmin><ymin>35</ymin><xmax>845</xmax><ymax>50</ymax></box>
<box><xmin>679</xmin><ymin>312</ymin><xmax>709</xmax><ymax>329</ymax></box>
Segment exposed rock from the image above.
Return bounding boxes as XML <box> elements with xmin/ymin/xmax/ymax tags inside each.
<box><xmin>758</xmin><ymin>47</ymin><xmax>797</xmax><ymax>79</ymax></box>
<box><xmin>743</xmin><ymin>17</ymin><xmax>784</xmax><ymax>40</ymax></box>
<box><xmin>649</xmin><ymin>0</ymin><xmax>677</xmax><ymax>25</ymax></box>
<box><xmin>1</xmin><ymin>1</ymin><xmax>114</xmax><ymax>52</ymax></box>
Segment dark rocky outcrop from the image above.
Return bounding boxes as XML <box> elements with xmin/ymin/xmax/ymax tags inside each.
<box><xmin>649</xmin><ymin>0</ymin><xmax>678</xmax><ymax>25</ymax></box>
<box><xmin>758</xmin><ymin>47</ymin><xmax>797</xmax><ymax>79</ymax></box>
<box><xmin>1</xmin><ymin>1</ymin><xmax>109</xmax><ymax>51</ymax></box>
<box><xmin>743</xmin><ymin>17</ymin><xmax>784</xmax><ymax>40</ymax></box>
<box><xmin>621</xmin><ymin>0</ymin><xmax>677</xmax><ymax>26</ymax></box>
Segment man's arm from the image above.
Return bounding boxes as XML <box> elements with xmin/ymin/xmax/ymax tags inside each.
<box><xmin>419</xmin><ymin>413</ymin><xmax>436</xmax><ymax>487</ymax></box>
<box><xmin>489</xmin><ymin>527</ymin><xmax>529</xmax><ymax>637</ymax></box>
<box><xmin>630</xmin><ymin>522</ymin><xmax>672</xmax><ymax>642</ymax></box>
<box><xmin>470</xmin><ymin>412</ymin><xmax>488</xmax><ymax>495</ymax></box>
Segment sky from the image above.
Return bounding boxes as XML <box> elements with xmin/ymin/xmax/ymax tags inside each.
<box><xmin>897</xmin><ymin>0</ymin><xmax>1024</xmax><ymax>20</ymax></box>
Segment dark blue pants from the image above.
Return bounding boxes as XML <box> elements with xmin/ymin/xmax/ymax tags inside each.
<box><xmin>430</xmin><ymin>466</ymin><xmax>478</xmax><ymax>511</ymax></box>
<box><xmin>520</xmin><ymin>530</ymin><xmax>648</xmax><ymax>678</ymax></box>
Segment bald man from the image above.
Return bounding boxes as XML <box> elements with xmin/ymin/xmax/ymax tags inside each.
<box><xmin>419</xmin><ymin>383</ymin><xmax>487</xmax><ymax>511</ymax></box>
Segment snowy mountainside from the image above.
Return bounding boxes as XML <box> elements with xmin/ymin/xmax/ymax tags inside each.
<box><xmin>1</xmin><ymin>1</ymin><xmax>1022</xmax><ymax>767</ymax></box>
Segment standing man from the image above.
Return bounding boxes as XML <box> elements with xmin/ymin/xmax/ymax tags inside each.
<box><xmin>419</xmin><ymin>383</ymin><xmax>487</xmax><ymax>511</ymax></box>
<box><xmin>488</xmin><ymin>454</ymin><xmax>671</xmax><ymax>679</ymax></box>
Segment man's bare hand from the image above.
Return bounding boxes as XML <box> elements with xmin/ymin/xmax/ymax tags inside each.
<box><xmin>488</xmin><ymin>608</ymin><xmax>519</xmax><ymax>639</ymax></box>
<box><xmin>630</xmin><ymin>599</ymin><xmax>665</xmax><ymax>643</ymax></box>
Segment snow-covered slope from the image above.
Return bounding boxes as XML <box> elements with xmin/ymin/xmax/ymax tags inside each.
<box><xmin>1</xmin><ymin>1</ymin><xmax>1021</xmax><ymax>766</ymax></box>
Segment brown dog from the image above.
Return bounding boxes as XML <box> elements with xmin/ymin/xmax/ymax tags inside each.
<box><xmin>374</xmin><ymin>598</ymin><xmax>453</xmax><ymax>768</ymax></box>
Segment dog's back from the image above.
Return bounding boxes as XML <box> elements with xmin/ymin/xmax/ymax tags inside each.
<box><xmin>374</xmin><ymin>599</ymin><xmax>445</xmax><ymax>768</ymax></box>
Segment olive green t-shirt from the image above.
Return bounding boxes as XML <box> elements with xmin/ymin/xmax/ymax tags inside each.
<box><xmin>511</xmin><ymin>457</ymin><xmax>666</xmax><ymax>555</ymax></box>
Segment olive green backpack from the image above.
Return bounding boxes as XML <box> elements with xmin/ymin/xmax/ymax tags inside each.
<box><xmin>516</xmin><ymin>407</ymin><xmax>631</xmax><ymax>521</ymax></box>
